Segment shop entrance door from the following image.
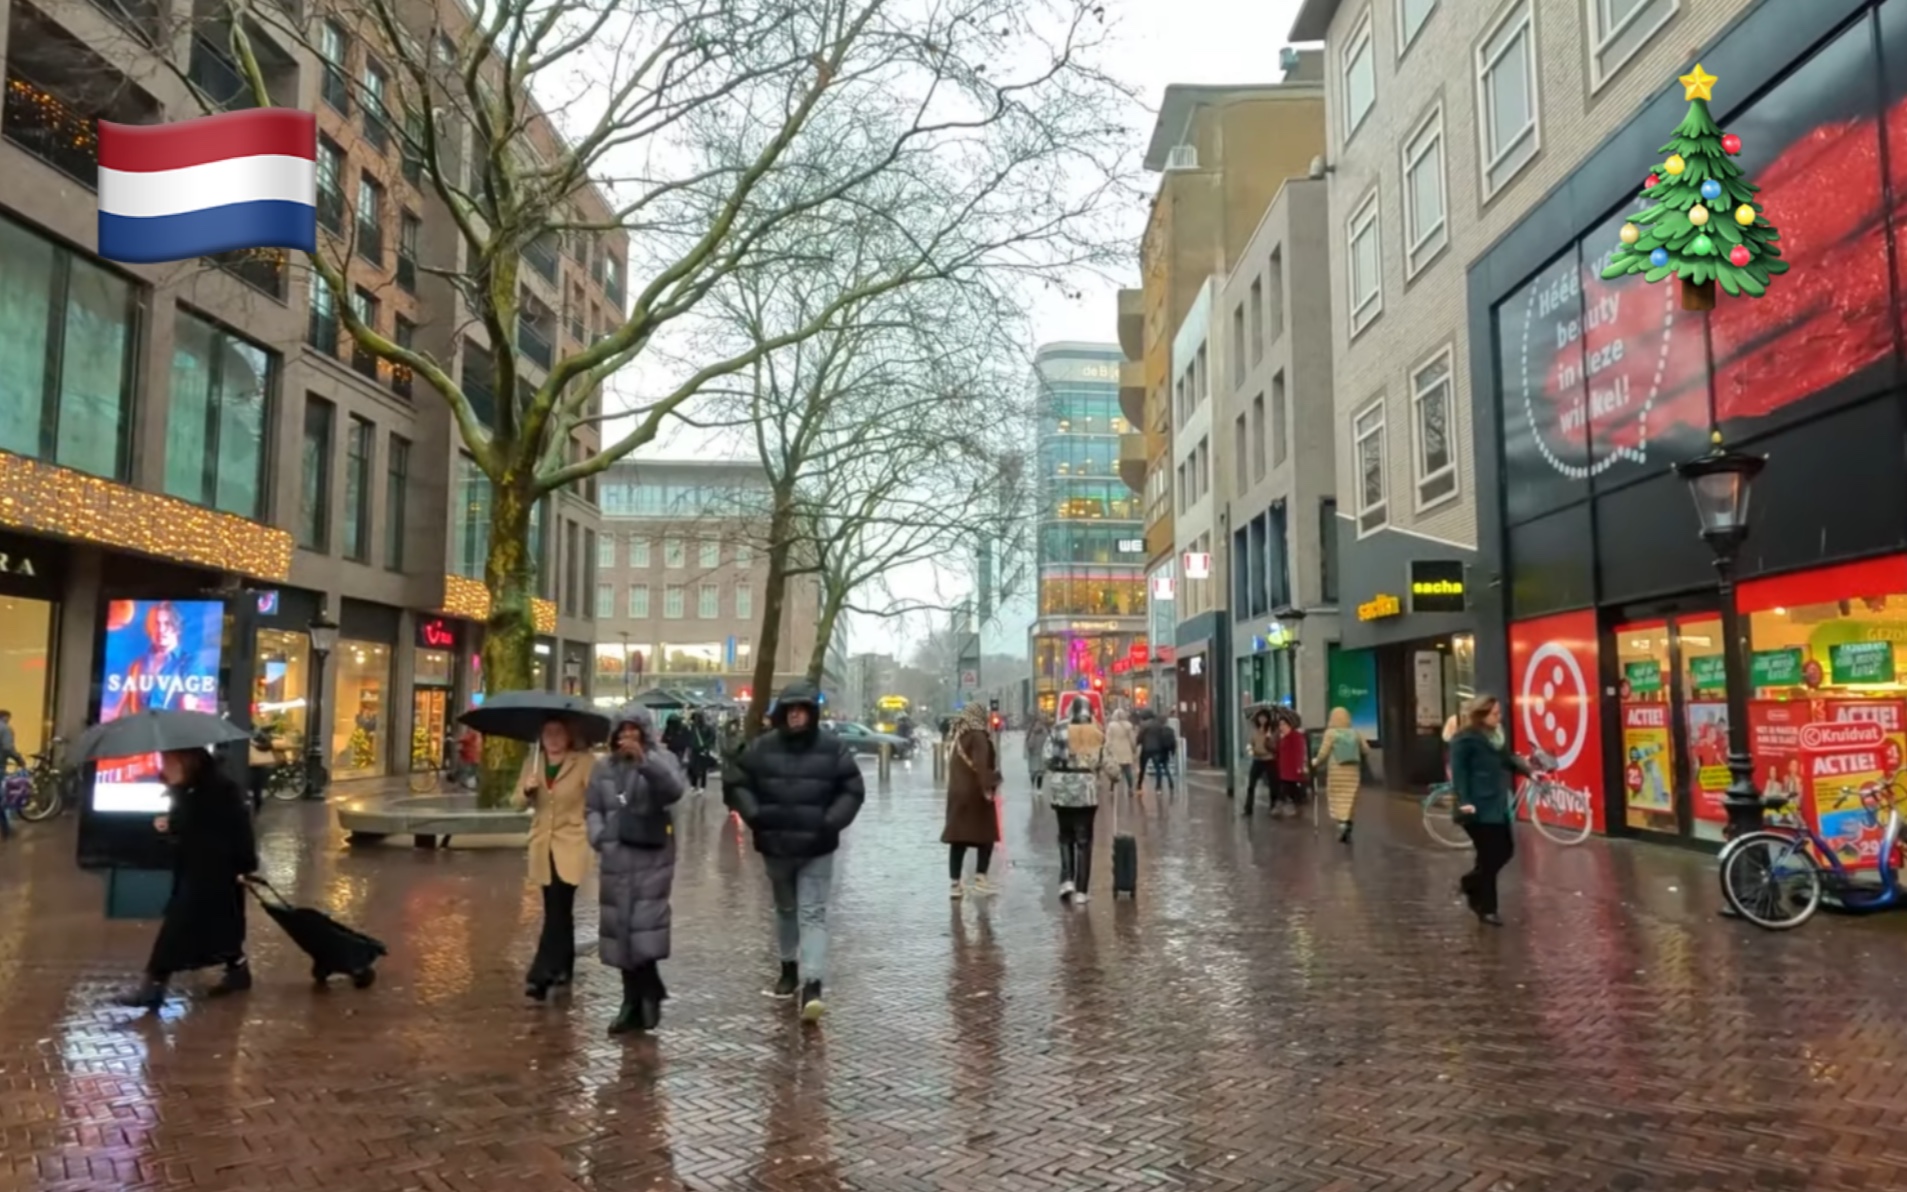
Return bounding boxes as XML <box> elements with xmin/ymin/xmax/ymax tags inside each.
<box><xmin>1609</xmin><ymin>603</ymin><xmax>1731</xmax><ymax>843</ymax></box>
<box><xmin>411</xmin><ymin>687</ymin><xmax>448</xmax><ymax>771</ymax></box>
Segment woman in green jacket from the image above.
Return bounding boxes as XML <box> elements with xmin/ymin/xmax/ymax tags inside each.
<box><xmin>1449</xmin><ymin>695</ymin><xmax>1525</xmax><ymax>925</ymax></box>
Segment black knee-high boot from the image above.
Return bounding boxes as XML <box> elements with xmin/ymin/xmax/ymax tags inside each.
<box><xmin>610</xmin><ymin>968</ymin><xmax>641</xmax><ymax>1035</ymax></box>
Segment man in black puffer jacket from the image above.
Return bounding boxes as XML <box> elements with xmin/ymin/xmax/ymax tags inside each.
<box><xmin>723</xmin><ymin>679</ymin><xmax>865</xmax><ymax>1021</ymax></box>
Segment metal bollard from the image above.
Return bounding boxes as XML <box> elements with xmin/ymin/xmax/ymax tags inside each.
<box><xmin>932</xmin><ymin>740</ymin><xmax>947</xmax><ymax>782</ymax></box>
<box><xmin>877</xmin><ymin>742</ymin><xmax>892</xmax><ymax>785</ymax></box>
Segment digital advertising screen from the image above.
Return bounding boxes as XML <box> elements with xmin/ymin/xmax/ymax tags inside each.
<box><xmin>92</xmin><ymin>598</ymin><xmax>226</xmax><ymax>814</ymax></box>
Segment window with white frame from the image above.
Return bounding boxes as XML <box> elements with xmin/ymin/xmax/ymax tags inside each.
<box><xmin>698</xmin><ymin>538</ymin><xmax>720</xmax><ymax>568</ymax></box>
<box><xmin>735</xmin><ymin>582</ymin><xmax>752</xmax><ymax>619</ymax></box>
<box><xmin>1355</xmin><ymin>401</ymin><xmax>1388</xmax><ymax>533</ymax></box>
<box><xmin>1342</xmin><ymin>10</ymin><xmax>1375</xmax><ymax>138</ymax></box>
<box><xmin>629</xmin><ymin>537</ymin><xmax>651</xmax><ymax>567</ymax></box>
<box><xmin>663</xmin><ymin>537</ymin><xmax>684</xmax><ymax>568</ymax></box>
<box><xmin>698</xmin><ymin>583</ymin><xmax>719</xmax><ymax>618</ymax></box>
<box><xmin>1347</xmin><ymin>191</ymin><xmax>1382</xmax><ymax>333</ymax></box>
<box><xmin>734</xmin><ymin>541</ymin><xmax>753</xmax><ymax>566</ymax></box>
<box><xmin>1588</xmin><ymin>0</ymin><xmax>1675</xmax><ymax>90</ymax></box>
<box><xmin>596</xmin><ymin>583</ymin><xmax>614</xmax><ymax>618</ymax></box>
<box><xmin>1402</xmin><ymin>104</ymin><xmax>1447</xmax><ymax>276</ymax></box>
<box><xmin>628</xmin><ymin>584</ymin><xmax>650</xmax><ymax>618</ymax></box>
<box><xmin>1399</xmin><ymin>0</ymin><xmax>1436</xmax><ymax>48</ymax></box>
<box><xmin>597</xmin><ymin>534</ymin><xmax>617</xmax><ymax>568</ymax></box>
<box><xmin>1478</xmin><ymin>0</ymin><xmax>1540</xmax><ymax>197</ymax></box>
<box><xmin>663</xmin><ymin>584</ymin><xmax>684</xmax><ymax>618</ymax></box>
<box><xmin>1411</xmin><ymin>350</ymin><xmax>1458</xmax><ymax>507</ymax></box>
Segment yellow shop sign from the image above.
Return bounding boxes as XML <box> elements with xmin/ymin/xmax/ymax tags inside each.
<box><xmin>1357</xmin><ymin>594</ymin><xmax>1402</xmax><ymax>622</ymax></box>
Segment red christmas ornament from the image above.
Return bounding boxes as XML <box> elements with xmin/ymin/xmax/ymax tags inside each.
<box><xmin>1721</xmin><ymin>133</ymin><xmax>1742</xmax><ymax>155</ymax></box>
<box><xmin>1729</xmin><ymin>244</ymin><xmax>1752</xmax><ymax>267</ymax></box>
<box><xmin>1645</xmin><ymin>173</ymin><xmax>1660</xmax><ymax>188</ymax></box>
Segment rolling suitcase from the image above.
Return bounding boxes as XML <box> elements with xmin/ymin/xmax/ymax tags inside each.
<box><xmin>1111</xmin><ymin>784</ymin><xmax>1138</xmax><ymax>899</ymax></box>
<box><xmin>248</xmin><ymin>879</ymin><xmax>387</xmax><ymax>988</ymax></box>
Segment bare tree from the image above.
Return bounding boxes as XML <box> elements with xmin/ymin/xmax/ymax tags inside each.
<box><xmin>193</xmin><ymin>0</ymin><xmax>1131</xmax><ymax>735</ymax></box>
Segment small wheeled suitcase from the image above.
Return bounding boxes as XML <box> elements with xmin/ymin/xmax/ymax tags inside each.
<box><xmin>1111</xmin><ymin>785</ymin><xmax>1138</xmax><ymax>899</ymax></box>
<box><xmin>248</xmin><ymin>879</ymin><xmax>387</xmax><ymax>988</ymax></box>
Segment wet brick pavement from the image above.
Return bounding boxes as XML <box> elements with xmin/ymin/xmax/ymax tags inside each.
<box><xmin>5</xmin><ymin>744</ymin><xmax>1907</xmax><ymax>1190</ymax></box>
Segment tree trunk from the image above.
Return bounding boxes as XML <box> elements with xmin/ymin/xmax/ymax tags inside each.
<box><xmin>744</xmin><ymin>492</ymin><xmax>797</xmax><ymax>737</ymax></box>
<box><xmin>476</xmin><ymin>476</ymin><xmax>537</xmax><ymax>807</ymax></box>
<box><xmin>804</xmin><ymin>589</ymin><xmax>844</xmax><ymax>686</ymax></box>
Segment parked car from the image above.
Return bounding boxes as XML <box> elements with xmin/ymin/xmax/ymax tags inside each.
<box><xmin>831</xmin><ymin>721</ymin><xmax>915</xmax><ymax>760</ymax></box>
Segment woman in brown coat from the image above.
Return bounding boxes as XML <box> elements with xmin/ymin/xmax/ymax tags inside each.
<box><xmin>942</xmin><ymin>703</ymin><xmax>1001</xmax><ymax>899</ymax></box>
<box><xmin>512</xmin><ymin>717</ymin><xmax>593</xmax><ymax>1000</ymax></box>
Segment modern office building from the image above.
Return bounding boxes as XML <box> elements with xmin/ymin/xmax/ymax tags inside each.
<box><xmin>592</xmin><ymin>459</ymin><xmax>823</xmax><ymax>705</ymax></box>
<box><xmin>1030</xmin><ymin>342</ymin><xmax>1146</xmax><ymax>715</ymax></box>
<box><xmin>1117</xmin><ymin>61</ymin><xmax>1329</xmax><ymax>720</ymax></box>
<box><xmin>0</xmin><ymin>0</ymin><xmax>622</xmax><ymax>786</ymax></box>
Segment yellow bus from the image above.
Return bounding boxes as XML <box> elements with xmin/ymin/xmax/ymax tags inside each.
<box><xmin>874</xmin><ymin>695</ymin><xmax>910</xmax><ymax>734</ymax></box>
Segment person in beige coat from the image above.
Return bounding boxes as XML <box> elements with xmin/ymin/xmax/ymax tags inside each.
<box><xmin>1103</xmin><ymin>709</ymin><xmax>1138</xmax><ymax>796</ymax></box>
<box><xmin>1312</xmin><ymin>706</ymin><xmax>1369</xmax><ymax>845</ymax></box>
<box><xmin>513</xmin><ymin>717</ymin><xmax>593</xmax><ymax>1000</ymax></box>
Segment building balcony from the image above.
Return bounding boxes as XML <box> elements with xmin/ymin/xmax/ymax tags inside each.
<box><xmin>1117</xmin><ymin>287</ymin><xmax>1144</xmax><ymax>360</ymax></box>
<box><xmin>1118</xmin><ymin>432</ymin><xmax>1147</xmax><ymax>496</ymax></box>
<box><xmin>1119</xmin><ymin>360</ymin><xmax>1145</xmax><ymax>430</ymax></box>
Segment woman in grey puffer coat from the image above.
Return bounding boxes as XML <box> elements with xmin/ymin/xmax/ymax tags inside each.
<box><xmin>585</xmin><ymin>705</ymin><xmax>685</xmax><ymax>1035</ymax></box>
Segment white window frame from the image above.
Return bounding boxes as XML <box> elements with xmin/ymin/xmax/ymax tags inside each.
<box><xmin>628</xmin><ymin>584</ymin><xmax>649</xmax><ymax>618</ymax></box>
<box><xmin>698</xmin><ymin>538</ymin><xmax>719</xmax><ymax>568</ymax></box>
<box><xmin>1354</xmin><ymin>399</ymin><xmax>1388</xmax><ymax>535</ymax></box>
<box><xmin>1476</xmin><ymin>0</ymin><xmax>1541</xmax><ymax>200</ymax></box>
<box><xmin>595</xmin><ymin>582</ymin><xmax>614</xmax><ymax>619</ymax></box>
<box><xmin>1341</xmin><ymin>10</ymin><xmax>1376</xmax><ymax>141</ymax></box>
<box><xmin>663</xmin><ymin>584</ymin><xmax>684</xmax><ymax>619</ymax></box>
<box><xmin>663</xmin><ymin>537</ymin><xmax>684</xmax><ymax>568</ymax></box>
<box><xmin>735</xmin><ymin>582</ymin><xmax>753</xmax><ymax>620</ymax></box>
<box><xmin>1587</xmin><ymin>0</ymin><xmax>1677</xmax><ymax>93</ymax></box>
<box><xmin>1401</xmin><ymin>103</ymin><xmax>1448</xmax><ymax>279</ymax></box>
<box><xmin>1346</xmin><ymin>189</ymin><xmax>1383</xmax><ymax>335</ymax></box>
<box><xmin>1398</xmin><ymin>0</ymin><xmax>1437</xmax><ymax>53</ymax></box>
<box><xmin>629</xmin><ymin>537</ymin><xmax>650</xmax><ymax>567</ymax></box>
<box><xmin>1410</xmin><ymin>348</ymin><xmax>1459</xmax><ymax>512</ymax></box>
<box><xmin>697</xmin><ymin>583</ymin><xmax>719</xmax><ymax>619</ymax></box>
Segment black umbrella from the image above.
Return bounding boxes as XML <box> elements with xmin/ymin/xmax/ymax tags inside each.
<box><xmin>458</xmin><ymin>691</ymin><xmax>611</xmax><ymax>746</ymax></box>
<box><xmin>75</xmin><ymin>709</ymin><xmax>254</xmax><ymax>763</ymax></box>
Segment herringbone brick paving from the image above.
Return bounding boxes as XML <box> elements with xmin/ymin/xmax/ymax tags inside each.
<box><xmin>4</xmin><ymin>746</ymin><xmax>1907</xmax><ymax>1191</ymax></box>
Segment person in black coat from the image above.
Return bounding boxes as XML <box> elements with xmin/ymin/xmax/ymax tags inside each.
<box><xmin>118</xmin><ymin>748</ymin><xmax>259</xmax><ymax>1008</ymax></box>
<box><xmin>685</xmin><ymin>710</ymin><xmax>717</xmax><ymax>793</ymax></box>
<box><xmin>723</xmin><ymin>679</ymin><xmax>865</xmax><ymax>1022</ymax></box>
<box><xmin>662</xmin><ymin>713</ymin><xmax>691</xmax><ymax>766</ymax></box>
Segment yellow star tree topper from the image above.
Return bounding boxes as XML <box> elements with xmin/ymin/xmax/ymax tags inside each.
<box><xmin>1601</xmin><ymin>64</ymin><xmax>1786</xmax><ymax>309</ymax></box>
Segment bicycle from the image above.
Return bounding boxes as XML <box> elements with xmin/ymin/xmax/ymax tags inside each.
<box><xmin>14</xmin><ymin>742</ymin><xmax>73</xmax><ymax>823</ymax></box>
<box><xmin>1422</xmin><ymin>750</ymin><xmax>1593</xmax><ymax>847</ymax></box>
<box><xmin>1718</xmin><ymin>772</ymin><xmax>1907</xmax><ymax>931</ymax></box>
<box><xmin>409</xmin><ymin>733</ymin><xmax>477</xmax><ymax>794</ymax></box>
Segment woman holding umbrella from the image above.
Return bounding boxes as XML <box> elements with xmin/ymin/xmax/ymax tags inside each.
<box><xmin>586</xmin><ymin>705</ymin><xmax>686</xmax><ymax>1034</ymax></box>
<box><xmin>458</xmin><ymin>692</ymin><xmax>610</xmax><ymax>1002</ymax></box>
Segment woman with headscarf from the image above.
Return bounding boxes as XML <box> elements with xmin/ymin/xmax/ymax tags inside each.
<box><xmin>943</xmin><ymin>703</ymin><xmax>1001</xmax><ymax>898</ymax></box>
<box><xmin>1312</xmin><ymin>706</ymin><xmax>1369</xmax><ymax>844</ymax></box>
<box><xmin>1046</xmin><ymin>701</ymin><xmax>1105</xmax><ymax>904</ymax></box>
<box><xmin>513</xmin><ymin>716</ymin><xmax>592</xmax><ymax>1000</ymax></box>
<box><xmin>586</xmin><ymin>705</ymin><xmax>686</xmax><ymax>1034</ymax></box>
<box><xmin>117</xmin><ymin>747</ymin><xmax>258</xmax><ymax>1008</ymax></box>
<box><xmin>1104</xmin><ymin>708</ymin><xmax>1138</xmax><ymax>798</ymax></box>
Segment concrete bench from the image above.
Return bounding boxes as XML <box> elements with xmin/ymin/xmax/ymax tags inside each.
<box><xmin>333</xmin><ymin>793</ymin><xmax>531</xmax><ymax>849</ymax></box>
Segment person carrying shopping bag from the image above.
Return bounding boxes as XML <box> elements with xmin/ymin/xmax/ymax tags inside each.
<box><xmin>1312</xmin><ymin>707</ymin><xmax>1368</xmax><ymax>844</ymax></box>
<box><xmin>585</xmin><ymin>705</ymin><xmax>687</xmax><ymax>1033</ymax></box>
<box><xmin>1448</xmin><ymin>695</ymin><xmax>1523</xmax><ymax>926</ymax></box>
<box><xmin>943</xmin><ymin>703</ymin><xmax>1001</xmax><ymax>898</ymax></box>
<box><xmin>514</xmin><ymin>716</ymin><xmax>592</xmax><ymax>1001</ymax></box>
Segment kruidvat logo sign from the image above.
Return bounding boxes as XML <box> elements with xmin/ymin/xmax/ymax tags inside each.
<box><xmin>1799</xmin><ymin>721</ymin><xmax>1887</xmax><ymax>752</ymax></box>
<box><xmin>96</xmin><ymin>109</ymin><xmax>318</xmax><ymax>264</ymax></box>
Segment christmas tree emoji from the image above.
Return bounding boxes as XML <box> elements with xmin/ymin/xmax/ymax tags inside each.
<box><xmin>1600</xmin><ymin>64</ymin><xmax>1787</xmax><ymax>311</ymax></box>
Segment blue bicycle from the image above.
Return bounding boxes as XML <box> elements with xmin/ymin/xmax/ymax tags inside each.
<box><xmin>1718</xmin><ymin>772</ymin><xmax>1907</xmax><ymax>930</ymax></box>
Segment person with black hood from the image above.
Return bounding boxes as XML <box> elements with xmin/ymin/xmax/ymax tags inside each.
<box><xmin>662</xmin><ymin>713</ymin><xmax>691</xmax><ymax>765</ymax></box>
<box><xmin>723</xmin><ymin>680</ymin><xmax>865</xmax><ymax>1022</ymax></box>
<box><xmin>685</xmin><ymin>709</ymin><xmax>718</xmax><ymax>794</ymax></box>
<box><xmin>117</xmin><ymin>747</ymin><xmax>259</xmax><ymax>1008</ymax></box>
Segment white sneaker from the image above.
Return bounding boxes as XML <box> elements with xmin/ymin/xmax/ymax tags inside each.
<box><xmin>968</xmin><ymin>874</ymin><xmax>995</xmax><ymax>897</ymax></box>
<box><xmin>1058</xmin><ymin>880</ymin><xmax>1076</xmax><ymax>900</ymax></box>
<box><xmin>949</xmin><ymin>881</ymin><xmax>964</xmax><ymax>900</ymax></box>
<box><xmin>1073</xmin><ymin>892</ymin><xmax>1092</xmax><ymax>905</ymax></box>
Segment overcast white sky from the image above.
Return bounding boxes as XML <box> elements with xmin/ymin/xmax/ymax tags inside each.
<box><xmin>637</xmin><ymin>0</ymin><xmax>1312</xmax><ymax>658</ymax></box>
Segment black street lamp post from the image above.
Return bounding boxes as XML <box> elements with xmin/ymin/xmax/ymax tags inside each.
<box><xmin>304</xmin><ymin>606</ymin><xmax>340</xmax><ymax>800</ymax></box>
<box><xmin>620</xmin><ymin>631</ymin><xmax>633</xmax><ymax>699</ymax></box>
<box><xmin>1674</xmin><ymin>433</ymin><xmax>1767</xmax><ymax>841</ymax></box>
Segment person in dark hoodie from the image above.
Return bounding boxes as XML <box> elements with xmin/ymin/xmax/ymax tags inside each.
<box><xmin>723</xmin><ymin>680</ymin><xmax>865</xmax><ymax>1022</ymax></box>
<box><xmin>685</xmin><ymin>709</ymin><xmax>717</xmax><ymax>794</ymax></box>
<box><xmin>662</xmin><ymin>713</ymin><xmax>691</xmax><ymax>765</ymax></box>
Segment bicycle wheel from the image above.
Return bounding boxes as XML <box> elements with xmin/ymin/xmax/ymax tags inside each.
<box><xmin>18</xmin><ymin>776</ymin><xmax>62</xmax><ymax>822</ymax></box>
<box><xmin>1721</xmin><ymin>831</ymin><xmax>1824</xmax><ymax>930</ymax></box>
<box><xmin>269</xmin><ymin>766</ymin><xmax>306</xmax><ymax>801</ymax></box>
<box><xmin>408</xmin><ymin>768</ymin><xmax>439</xmax><ymax>794</ymax></box>
<box><xmin>1528</xmin><ymin>779</ymin><xmax>1593</xmax><ymax>846</ymax></box>
<box><xmin>1421</xmin><ymin>785</ymin><xmax>1470</xmax><ymax>848</ymax></box>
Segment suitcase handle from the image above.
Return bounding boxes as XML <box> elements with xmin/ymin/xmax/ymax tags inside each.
<box><xmin>243</xmin><ymin>876</ymin><xmax>294</xmax><ymax>910</ymax></box>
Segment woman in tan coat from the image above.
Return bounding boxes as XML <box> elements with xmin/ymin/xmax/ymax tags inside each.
<box><xmin>513</xmin><ymin>717</ymin><xmax>593</xmax><ymax>1000</ymax></box>
<box><xmin>943</xmin><ymin>704</ymin><xmax>1001</xmax><ymax>898</ymax></box>
<box><xmin>1312</xmin><ymin>706</ymin><xmax>1368</xmax><ymax>844</ymax></box>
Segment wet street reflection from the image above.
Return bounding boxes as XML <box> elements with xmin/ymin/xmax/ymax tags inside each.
<box><xmin>6</xmin><ymin>754</ymin><xmax>1907</xmax><ymax>1189</ymax></box>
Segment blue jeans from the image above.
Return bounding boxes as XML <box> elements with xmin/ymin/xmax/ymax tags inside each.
<box><xmin>1141</xmin><ymin>752</ymin><xmax>1175</xmax><ymax>791</ymax></box>
<box><xmin>763</xmin><ymin>853</ymin><xmax>835</xmax><ymax>984</ymax></box>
